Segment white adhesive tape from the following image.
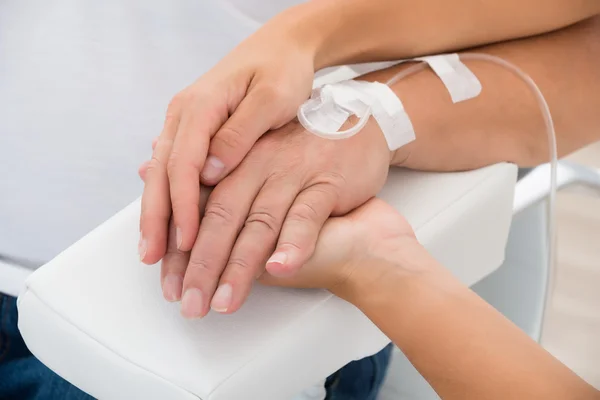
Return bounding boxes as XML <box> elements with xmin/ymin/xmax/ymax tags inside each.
<box><xmin>416</xmin><ymin>54</ymin><xmax>482</xmax><ymax>103</ymax></box>
<box><xmin>298</xmin><ymin>53</ymin><xmax>482</xmax><ymax>150</ymax></box>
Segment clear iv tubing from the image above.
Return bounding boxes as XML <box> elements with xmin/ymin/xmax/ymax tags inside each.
<box><xmin>386</xmin><ymin>53</ymin><xmax>558</xmax><ymax>330</ymax></box>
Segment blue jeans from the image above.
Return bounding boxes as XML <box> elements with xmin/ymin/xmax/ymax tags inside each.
<box><xmin>0</xmin><ymin>294</ymin><xmax>92</xmax><ymax>400</ymax></box>
<box><xmin>0</xmin><ymin>294</ymin><xmax>392</xmax><ymax>400</ymax></box>
<box><xmin>325</xmin><ymin>343</ymin><xmax>393</xmax><ymax>400</ymax></box>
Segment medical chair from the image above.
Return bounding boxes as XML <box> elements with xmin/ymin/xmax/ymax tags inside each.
<box><xmin>4</xmin><ymin>0</ymin><xmax>600</xmax><ymax>398</ymax></box>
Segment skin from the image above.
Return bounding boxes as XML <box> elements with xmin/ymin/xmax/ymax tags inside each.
<box><xmin>140</xmin><ymin>16</ymin><xmax>600</xmax><ymax>318</ymax></box>
<box><xmin>139</xmin><ymin>0</ymin><xmax>600</xmax><ymax>269</ymax></box>
<box><xmin>259</xmin><ymin>198</ymin><xmax>600</xmax><ymax>400</ymax></box>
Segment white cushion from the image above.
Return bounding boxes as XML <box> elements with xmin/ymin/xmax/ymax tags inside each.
<box><xmin>18</xmin><ymin>163</ymin><xmax>517</xmax><ymax>400</ymax></box>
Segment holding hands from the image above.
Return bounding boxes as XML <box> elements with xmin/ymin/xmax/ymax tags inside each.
<box><xmin>140</xmin><ymin>117</ymin><xmax>393</xmax><ymax>318</ymax></box>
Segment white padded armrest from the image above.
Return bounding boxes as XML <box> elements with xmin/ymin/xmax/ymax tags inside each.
<box><xmin>18</xmin><ymin>163</ymin><xmax>517</xmax><ymax>400</ymax></box>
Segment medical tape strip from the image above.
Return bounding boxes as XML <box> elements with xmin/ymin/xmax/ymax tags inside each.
<box><xmin>415</xmin><ymin>53</ymin><xmax>482</xmax><ymax>103</ymax></box>
<box><xmin>298</xmin><ymin>53</ymin><xmax>481</xmax><ymax>150</ymax></box>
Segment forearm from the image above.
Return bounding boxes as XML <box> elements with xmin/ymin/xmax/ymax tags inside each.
<box><xmin>275</xmin><ymin>0</ymin><xmax>600</xmax><ymax>69</ymax></box>
<box><xmin>338</xmin><ymin>244</ymin><xmax>600</xmax><ymax>399</ymax></box>
<box><xmin>361</xmin><ymin>16</ymin><xmax>600</xmax><ymax>171</ymax></box>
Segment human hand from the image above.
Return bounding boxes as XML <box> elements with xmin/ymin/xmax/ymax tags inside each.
<box><xmin>258</xmin><ymin>198</ymin><xmax>419</xmax><ymax>299</ymax></box>
<box><xmin>139</xmin><ymin>18</ymin><xmax>316</xmax><ymax>266</ymax></box>
<box><xmin>140</xmin><ymin>117</ymin><xmax>393</xmax><ymax>317</ymax></box>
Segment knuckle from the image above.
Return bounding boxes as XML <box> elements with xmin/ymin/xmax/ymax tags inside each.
<box><xmin>166</xmin><ymin>151</ymin><xmax>181</xmax><ymax>176</ymax></box>
<box><xmin>170</xmin><ymin>200</ymin><xmax>196</xmax><ymax>220</ymax></box>
<box><xmin>165</xmin><ymin>153</ymin><xmax>178</xmax><ymax>173</ymax></box>
<box><xmin>147</xmin><ymin>156</ymin><xmax>165</xmax><ymax>175</ymax></box>
<box><xmin>186</xmin><ymin>258</ymin><xmax>218</xmax><ymax>279</ymax></box>
<box><xmin>167</xmin><ymin>92</ymin><xmax>187</xmax><ymax>114</ymax></box>
<box><xmin>165</xmin><ymin>245</ymin><xmax>185</xmax><ymax>256</ymax></box>
<box><xmin>204</xmin><ymin>201</ymin><xmax>235</xmax><ymax>224</ymax></box>
<box><xmin>166</xmin><ymin>150</ymin><xmax>200</xmax><ymax>178</ymax></box>
<box><xmin>258</xmin><ymin>83</ymin><xmax>287</xmax><ymax>103</ymax></box>
<box><xmin>287</xmin><ymin>202</ymin><xmax>320</xmax><ymax>223</ymax></box>
<box><xmin>254</xmin><ymin>83</ymin><xmax>297</xmax><ymax>124</ymax></box>
<box><xmin>214</xmin><ymin>125</ymin><xmax>245</xmax><ymax>151</ymax></box>
<box><xmin>162</xmin><ymin>251</ymin><xmax>186</xmax><ymax>271</ymax></box>
<box><xmin>301</xmin><ymin>179</ymin><xmax>343</xmax><ymax>204</ymax></box>
<box><xmin>315</xmin><ymin>172</ymin><xmax>347</xmax><ymax>189</ymax></box>
<box><xmin>187</xmin><ymin>258</ymin><xmax>208</xmax><ymax>271</ymax></box>
<box><xmin>277</xmin><ymin>240</ymin><xmax>303</xmax><ymax>252</ymax></box>
<box><xmin>245</xmin><ymin>209</ymin><xmax>280</xmax><ymax>234</ymax></box>
<box><xmin>226</xmin><ymin>257</ymin><xmax>254</xmax><ymax>272</ymax></box>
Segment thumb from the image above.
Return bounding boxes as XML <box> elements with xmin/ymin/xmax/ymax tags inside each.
<box><xmin>260</xmin><ymin>216</ymin><xmax>359</xmax><ymax>290</ymax></box>
<box><xmin>200</xmin><ymin>85</ymin><xmax>296</xmax><ymax>185</ymax></box>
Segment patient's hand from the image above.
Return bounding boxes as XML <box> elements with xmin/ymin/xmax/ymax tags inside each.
<box><xmin>259</xmin><ymin>198</ymin><xmax>418</xmax><ymax>296</ymax></box>
<box><xmin>140</xmin><ymin>119</ymin><xmax>392</xmax><ymax>318</ymax></box>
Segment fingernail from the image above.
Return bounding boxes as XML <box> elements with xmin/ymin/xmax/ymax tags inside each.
<box><xmin>211</xmin><ymin>283</ymin><xmax>232</xmax><ymax>313</ymax></box>
<box><xmin>267</xmin><ymin>252</ymin><xmax>297</xmax><ymax>277</ymax></box>
<box><xmin>201</xmin><ymin>156</ymin><xmax>225</xmax><ymax>182</ymax></box>
<box><xmin>176</xmin><ymin>227</ymin><xmax>183</xmax><ymax>250</ymax></box>
<box><xmin>267</xmin><ymin>252</ymin><xmax>287</xmax><ymax>266</ymax></box>
<box><xmin>181</xmin><ymin>288</ymin><xmax>204</xmax><ymax>319</ymax></box>
<box><xmin>138</xmin><ymin>235</ymin><xmax>147</xmax><ymax>261</ymax></box>
<box><xmin>163</xmin><ymin>274</ymin><xmax>183</xmax><ymax>302</ymax></box>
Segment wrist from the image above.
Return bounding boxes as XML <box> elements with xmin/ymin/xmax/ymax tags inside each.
<box><xmin>271</xmin><ymin>1</ymin><xmax>382</xmax><ymax>71</ymax></box>
<box><xmin>354</xmin><ymin>64</ymin><xmax>422</xmax><ymax>168</ymax></box>
<box><xmin>332</xmin><ymin>238</ymin><xmax>435</xmax><ymax>305</ymax></box>
<box><xmin>267</xmin><ymin>3</ymin><xmax>336</xmax><ymax>71</ymax></box>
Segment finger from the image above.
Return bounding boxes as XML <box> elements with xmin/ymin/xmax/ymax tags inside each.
<box><xmin>138</xmin><ymin>160</ymin><xmax>150</xmax><ymax>182</ymax></box>
<box><xmin>180</xmin><ymin>169</ymin><xmax>264</xmax><ymax>319</ymax></box>
<box><xmin>160</xmin><ymin>186</ymin><xmax>212</xmax><ymax>302</ymax></box>
<box><xmin>201</xmin><ymin>87</ymin><xmax>285</xmax><ymax>186</ymax></box>
<box><xmin>211</xmin><ymin>178</ymin><xmax>301</xmax><ymax>314</ymax></box>
<box><xmin>266</xmin><ymin>183</ymin><xmax>338</xmax><ymax>277</ymax></box>
<box><xmin>140</xmin><ymin>103</ymin><xmax>180</xmax><ymax>264</ymax></box>
<box><xmin>138</xmin><ymin>138</ymin><xmax>158</xmax><ymax>181</ymax></box>
<box><xmin>160</xmin><ymin>218</ymin><xmax>188</xmax><ymax>302</ymax></box>
<box><xmin>167</xmin><ymin>100</ymin><xmax>226</xmax><ymax>253</ymax></box>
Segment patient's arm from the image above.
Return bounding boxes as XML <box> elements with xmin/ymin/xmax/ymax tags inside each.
<box><xmin>365</xmin><ymin>15</ymin><xmax>600</xmax><ymax>171</ymax></box>
<box><xmin>279</xmin><ymin>0</ymin><xmax>600</xmax><ymax>69</ymax></box>
<box><xmin>260</xmin><ymin>199</ymin><xmax>600</xmax><ymax>400</ymax></box>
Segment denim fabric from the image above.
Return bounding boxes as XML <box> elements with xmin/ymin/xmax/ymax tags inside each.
<box><xmin>325</xmin><ymin>343</ymin><xmax>394</xmax><ymax>400</ymax></box>
<box><xmin>0</xmin><ymin>294</ymin><xmax>93</xmax><ymax>400</ymax></box>
<box><xmin>1</xmin><ymin>293</ymin><xmax>392</xmax><ymax>400</ymax></box>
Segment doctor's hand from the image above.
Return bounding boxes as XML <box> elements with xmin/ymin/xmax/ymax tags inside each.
<box><xmin>140</xmin><ymin>118</ymin><xmax>393</xmax><ymax>317</ymax></box>
<box><xmin>139</xmin><ymin>18</ymin><xmax>316</xmax><ymax>267</ymax></box>
<box><xmin>258</xmin><ymin>198</ymin><xmax>418</xmax><ymax>298</ymax></box>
